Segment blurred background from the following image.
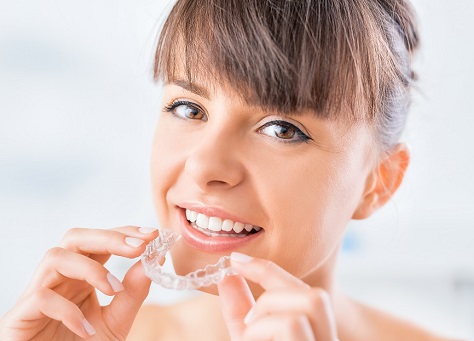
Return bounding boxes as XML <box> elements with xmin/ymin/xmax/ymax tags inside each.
<box><xmin>0</xmin><ymin>0</ymin><xmax>473</xmax><ymax>339</ymax></box>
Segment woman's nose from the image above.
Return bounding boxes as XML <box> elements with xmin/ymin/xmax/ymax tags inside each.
<box><xmin>184</xmin><ymin>131</ymin><xmax>245</xmax><ymax>191</ymax></box>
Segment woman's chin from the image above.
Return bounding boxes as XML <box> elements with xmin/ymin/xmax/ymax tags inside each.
<box><xmin>169</xmin><ymin>244</ymin><xmax>223</xmax><ymax>275</ymax></box>
<box><xmin>196</xmin><ymin>285</ymin><xmax>219</xmax><ymax>296</ymax></box>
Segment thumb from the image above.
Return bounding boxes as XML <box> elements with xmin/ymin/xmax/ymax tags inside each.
<box><xmin>103</xmin><ymin>259</ymin><xmax>152</xmax><ymax>338</ymax></box>
<box><xmin>217</xmin><ymin>274</ymin><xmax>255</xmax><ymax>341</ymax></box>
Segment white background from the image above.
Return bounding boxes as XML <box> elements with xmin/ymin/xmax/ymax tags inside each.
<box><xmin>0</xmin><ymin>0</ymin><xmax>473</xmax><ymax>339</ymax></box>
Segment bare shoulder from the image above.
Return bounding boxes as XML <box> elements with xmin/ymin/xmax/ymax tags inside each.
<box><xmin>350</xmin><ymin>299</ymin><xmax>463</xmax><ymax>341</ymax></box>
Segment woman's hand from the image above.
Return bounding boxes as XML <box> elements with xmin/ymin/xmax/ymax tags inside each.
<box><xmin>0</xmin><ymin>226</ymin><xmax>159</xmax><ymax>340</ymax></box>
<box><xmin>218</xmin><ymin>253</ymin><xmax>339</xmax><ymax>341</ymax></box>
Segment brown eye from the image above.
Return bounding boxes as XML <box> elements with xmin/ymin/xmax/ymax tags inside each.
<box><xmin>259</xmin><ymin>120</ymin><xmax>310</xmax><ymax>143</ymax></box>
<box><xmin>271</xmin><ymin>125</ymin><xmax>295</xmax><ymax>139</ymax></box>
<box><xmin>165</xmin><ymin>100</ymin><xmax>207</xmax><ymax>121</ymax></box>
<box><xmin>175</xmin><ymin>104</ymin><xmax>204</xmax><ymax>119</ymax></box>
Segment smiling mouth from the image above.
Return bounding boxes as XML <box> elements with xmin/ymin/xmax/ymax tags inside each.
<box><xmin>185</xmin><ymin>208</ymin><xmax>262</xmax><ymax>238</ymax></box>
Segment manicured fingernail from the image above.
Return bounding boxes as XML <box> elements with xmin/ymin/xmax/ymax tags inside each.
<box><xmin>244</xmin><ymin>306</ymin><xmax>255</xmax><ymax>325</ymax></box>
<box><xmin>231</xmin><ymin>252</ymin><xmax>253</xmax><ymax>263</ymax></box>
<box><xmin>125</xmin><ymin>237</ymin><xmax>145</xmax><ymax>247</ymax></box>
<box><xmin>107</xmin><ymin>272</ymin><xmax>124</xmax><ymax>292</ymax></box>
<box><xmin>139</xmin><ymin>227</ymin><xmax>157</xmax><ymax>234</ymax></box>
<box><xmin>82</xmin><ymin>318</ymin><xmax>96</xmax><ymax>336</ymax></box>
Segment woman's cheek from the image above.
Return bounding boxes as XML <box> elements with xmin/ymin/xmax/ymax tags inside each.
<box><xmin>277</xmin><ymin>164</ymin><xmax>353</xmax><ymax>273</ymax></box>
<box><xmin>256</xmin><ymin>175</ymin><xmax>326</xmax><ymax>275</ymax></box>
<box><xmin>151</xmin><ymin>125</ymin><xmax>181</xmax><ymax>224</ymax></box>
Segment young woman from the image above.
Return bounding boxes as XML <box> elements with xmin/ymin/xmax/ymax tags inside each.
<box><xmin>0</xmin><ymin>0</ymin><xmax>462</xmax><ymax>340</ymax></box>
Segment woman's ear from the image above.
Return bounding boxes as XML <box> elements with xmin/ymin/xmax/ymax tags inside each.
<box><xmin>352</xmin><ymin>143</ymin><xmax>410</xmax><ymax>220</ymax></box>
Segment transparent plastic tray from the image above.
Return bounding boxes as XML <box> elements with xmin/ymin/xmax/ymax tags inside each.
<box><xmin>141</xmin><ymin>230</ymin><xmax>236</xmax><ymax>290</ymax></box>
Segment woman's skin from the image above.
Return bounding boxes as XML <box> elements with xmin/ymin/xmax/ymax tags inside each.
<box><xmin>0</xmin><ymin>78</ymin><xmax>458</xmax><ymax>340</ymax></box>
<box><xmin>129</xmin><ymin>80</ymin><xmax>451</xmax><ymax>341</ymax></box>
<box><xmin>150</xmin><ymin>80</ymin><xmax>382</xmax><ymax>295</ymax></box>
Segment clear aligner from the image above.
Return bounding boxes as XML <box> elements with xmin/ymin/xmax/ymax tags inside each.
<box><xmin>141</xmin><ymin>230</ymin><xmax>236</xmax><ymax>290</ymax></box>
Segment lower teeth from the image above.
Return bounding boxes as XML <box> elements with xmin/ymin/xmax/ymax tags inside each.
<box><xmin>190</xmin><ymin>222</ymin><xmax>248</xmax><ymax>238</ymax></box>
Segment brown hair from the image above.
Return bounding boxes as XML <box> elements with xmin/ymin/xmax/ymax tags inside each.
<box><xmin>154</xmin><ymin>0</ymin><xmax>419</xmax><ymax>152</ymax></box>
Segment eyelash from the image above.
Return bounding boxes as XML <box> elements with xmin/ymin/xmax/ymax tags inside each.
<box><xmin>163</xmin><ymin>100</ymin><xmax>311</xmax><ymax>144</ymax></box>
<box><xmin>164</xmin><ymin>100</ymin><xmax>192</xmax><ymax>112</ymax></box>
<box><xmin>164</xmin><ymin>100</ymin><xmax>207</xmax><ymax>121</ymax></box>
<box><xmin>258</xmin><ymin>120</ymin><xmax>311</xmax><ymax>144</ymax></box>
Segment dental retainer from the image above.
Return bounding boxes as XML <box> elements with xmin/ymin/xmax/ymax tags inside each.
<box><xmin>141</xmin><ymin>230</ymin><xmax>236</xmax><ymax>290</ymax></box>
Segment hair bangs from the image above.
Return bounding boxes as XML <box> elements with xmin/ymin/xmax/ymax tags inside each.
<box><xmin>154</xmin><ymin>0</ymin><xmax>377</xmax><ymax>121</ymax></box>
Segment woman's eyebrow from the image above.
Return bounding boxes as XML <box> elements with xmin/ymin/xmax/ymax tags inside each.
<box><xmin>169</xmin><ymin>79</ymin><xmax>211</xmax><ymax>100</ymax></box>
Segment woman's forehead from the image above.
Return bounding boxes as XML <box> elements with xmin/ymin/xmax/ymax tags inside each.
<box><xmin>162</xmin><ymin>79</ymin><xmax>371</xmax><ymax>139</ymax></box>
<box><xmin>164</xmin><ymin>78</ymin><xmax>309</xmax><ymax>119</ymax></box>
<box><xmin>162</xmin><ymin>76</ymin><xmax>366</xmax><ymax>130</ymax></box>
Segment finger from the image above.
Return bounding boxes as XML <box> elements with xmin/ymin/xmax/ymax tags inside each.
<box><xmin>16</xmin><ymin>287</ymin><xmax>96</xmax><ymax>339</ymax></box>
<box><xmin>247</xmin><ymin>288</ymin><xmax>338</xmax><ymax>340</ymax></box>
<box><xmin>59</xmin><ymin>226</ymin><xmax>158</xmax><ymax>260</ymax></box>
<box><xmin>102</xmin><ymin>259</ymin><xmax>154</xmax><ymax>339</ymax></box>
<box><xmin>243</xmin><ymin>314</ymin><xmax>315</xmax><ymax>341</ymax></box>
<box><xmin>27</xmin><ymin>247</ymin><xmax>124</xmax><ymax>295</ymax></box>
<box><xmin>230</xmin><ymin>252</ymin><xmax>309</xmax><ymax>291</ymax></box>
<box><xmin>92</xmin><ymin>226</ymin><xmax>158</xmax><ymax>264</ymax></box>
<box><xmin>110</xmin><ymin>226</ymin><xmax>158</xmax><ymax>234</ymax></box>
<box><xmin>217</xmin><ymin>275</ymin><xmax>256</xmax><ymax>341</ymax></box>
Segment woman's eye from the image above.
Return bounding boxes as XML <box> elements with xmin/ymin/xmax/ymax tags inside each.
<box><xmin>259</xmin><ymin>120</ymin><xmax>310</xmax><ymax>143</ymax></box>
<box><xmin>164</xmin><ymin>101</ymin><xmax>207</xmax><ymax>121</ymax></box>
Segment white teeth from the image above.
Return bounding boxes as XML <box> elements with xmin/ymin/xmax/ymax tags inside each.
<box><xmin>222</xmin><ymin>219</ymin><xmax>234</xmax><ymax>232</ymax></box>
<box><xmin>233</xmin><ymin>222</ymin><xmax>244</xmax><ymax>233</ymax></box>
<box><xmin>208</xmin><ymin>217</ymin><xmax>223</xmax><ymax>232</ymax></box>
<box><xmin>186</xmin><ymin>209</ymin><xmax>198</xmax><ymax>222</ymax></box>
<box><xmin>185</xmin><ymin>209</ymin><xmax>262</xmax><ymax>235</ymax></box>
<box><xmin>196</xmin><ymin>213</ymin><xmax>209</xmax><ymax>229</ymax></box>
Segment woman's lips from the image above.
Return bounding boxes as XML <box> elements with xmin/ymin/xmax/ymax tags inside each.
<box><xmin>177</xmin><ymin>208</ymin><xmax>264</xmax><ymax>253</ymax></box>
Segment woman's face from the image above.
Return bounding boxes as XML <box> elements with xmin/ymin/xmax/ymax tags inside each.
<box><xmin>151</xmin><ymin>79</ymin><xmax>376</xmax><ymax>292</ymax></box>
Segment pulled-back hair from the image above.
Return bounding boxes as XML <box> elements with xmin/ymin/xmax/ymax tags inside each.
<box><xmin>154</xmin><ymin>0</ymin><xmax>419</xmax><ymax>151</ymax></box>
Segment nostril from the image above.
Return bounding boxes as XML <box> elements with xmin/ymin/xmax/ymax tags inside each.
<box><xmin>184</xmin><ymin>141</ymin><xmax>245</xmax><ymax>190</ymax></box>
<box><xmin>206</xmin><ymin>180</ymin><xmax>231</xmax><ymax>187</ymax></box>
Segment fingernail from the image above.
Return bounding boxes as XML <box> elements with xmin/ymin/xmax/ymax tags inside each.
<box><xmin>231</xmin><ymin>252</ymin><xmax>253</xmax><ymax>263</ymax></box>
<box><xmin>106</xmin><ymin>272</ymin><xmax>124</xmax><ymax>292</ymax></box>
<box><xmin>82</xmin><ymin>318</ymin><xmax>96</xmax><ymax>336</ymax></box>
<box><xmin>244</xmin><ymin>306</ymin><xmax>255</xmax><ymax>325</ymax></box>
<box><xmin>139</xmin><ymin>227</ymin><xmax>157</xmax><ymax>234</ymax></box>
<box><xmin>159</xmin><ymin>256</ymin><xmax>166</xmax><ymax>266</ymax></box>
<box><xmin>125</xmin><ymin>237</ymin><xmax>145</xmax><ymax>247</ymax></box>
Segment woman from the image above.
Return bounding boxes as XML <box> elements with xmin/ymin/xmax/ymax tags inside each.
<box><xmin>0</xmin><ymin>0</ymin><xmax>461</xmax><ymax>340</ymax></box>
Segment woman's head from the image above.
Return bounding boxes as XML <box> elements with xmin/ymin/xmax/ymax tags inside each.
<box><xmin>155</xmin><ymin>0</ymin><xmax>419</xmax><ymax>154</ymax></box>
<box><xmin>150</xmin><ymin>0</ymin><xmax>419</xmax><ymax>294</ymax></box>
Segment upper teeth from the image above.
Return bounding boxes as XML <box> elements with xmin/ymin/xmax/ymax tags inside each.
<box><xmin>186</xmin><ymin>209</ymin><xmax>261</xmax><ymax>234</ymax></box>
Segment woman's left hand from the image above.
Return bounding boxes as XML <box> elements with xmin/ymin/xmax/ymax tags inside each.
<box><xmin>218</xmin><ymin>253</ymin><xmax>339</xmax><ymax>341</ymax></box>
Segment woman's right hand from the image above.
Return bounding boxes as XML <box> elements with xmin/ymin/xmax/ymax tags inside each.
<box><xmin>0</xmin><ymin>226</ymin><xmax>159</xmax><ymax>340</ymax></box>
